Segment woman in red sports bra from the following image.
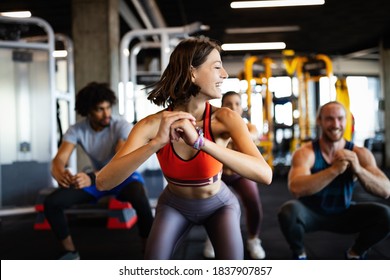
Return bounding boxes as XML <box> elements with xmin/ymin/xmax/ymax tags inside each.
<box><xmin>97</xmin><ymin>37</ymin><xmax>272</xmax><ymax>259</ymax></box>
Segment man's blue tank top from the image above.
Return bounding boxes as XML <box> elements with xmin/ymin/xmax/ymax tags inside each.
<box><xmin>299</xmin><ymin>139</ymin><xmax>355</xmax><ymax>215</ymax></box>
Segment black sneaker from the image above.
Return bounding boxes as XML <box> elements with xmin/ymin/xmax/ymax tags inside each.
<box><xmin>293</xmin><ymin>252</ymin><xmax>307</xmax><ymax>260</ymax></box>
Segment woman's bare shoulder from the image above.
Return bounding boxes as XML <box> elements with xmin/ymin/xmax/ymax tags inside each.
<box><xmin>138</xmin><ymin>109</ymin><xmax>164</xmax><ymax>123</ymax></box>
<box><xmin>213</xmin><ymin>106</ymin><xmax>241</xmax><ymax>122</ymax></box>
<box><xmin>133</xmin><ymin>109</ymin><xmax>165</xmax><ymax>132</ymax></box>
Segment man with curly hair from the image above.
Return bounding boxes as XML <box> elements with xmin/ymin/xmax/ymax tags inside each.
<box><xmin>44</xmin><ymin>82</ymin><xmax>154</xmax><ymax>259</ymax></box>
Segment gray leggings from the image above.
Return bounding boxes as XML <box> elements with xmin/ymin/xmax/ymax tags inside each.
<box><xmin>145</xmin><ymin>182</ymin><xmax>243</xmax><ymax>259</ymax></box>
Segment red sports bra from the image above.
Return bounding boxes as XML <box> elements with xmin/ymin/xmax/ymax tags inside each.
<box><xmin>156</xmin><ymin>102</ymin><xmax>223</xmax><ymax>187</ymax></box>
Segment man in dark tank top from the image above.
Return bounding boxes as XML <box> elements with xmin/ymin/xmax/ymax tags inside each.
<box><xmin>278</xmin><ymin>101</ymin><xmax>390</xmax><ymax>260</ymax></box>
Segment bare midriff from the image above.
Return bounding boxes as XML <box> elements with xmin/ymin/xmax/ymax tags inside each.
<box><xmin>167</xmin><ymin>180</ymin><xmax>221</xmax><ymax>199</ymax></box>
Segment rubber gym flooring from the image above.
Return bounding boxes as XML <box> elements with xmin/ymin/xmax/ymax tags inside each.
<box><xmin>1</xmin><ymin>169</ymin><xmax>390</xmax><ymax>260</ymax></box>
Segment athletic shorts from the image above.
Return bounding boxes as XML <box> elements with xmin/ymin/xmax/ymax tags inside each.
<box><xmin>82</xmin><ymin>171</ymin><xmax>144</xmax><ymax>200</ymax></box>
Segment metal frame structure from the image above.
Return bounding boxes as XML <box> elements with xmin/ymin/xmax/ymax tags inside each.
<box><xmin>119</xmin><ymin>22</ymin><xmax>204</xmax><ymax>121</ymax></box>
<box><xmin>0</xmin><ymin>15</ymin><xmax>56</xmax><ymax>161</ymax></box>
<box><xmin>0</xmin><ymin>16</ymin><xmax>75</xmax><ymax>215</ymax></box>
<box><xmin>243</xmin><ymin>53</ymin><xmax>334</xmax><ymax>169</ymax></box>
<box><xmin>0</xmin><ymin>16</ymin><xmax>55</xmax><ymax>213</ymax></box>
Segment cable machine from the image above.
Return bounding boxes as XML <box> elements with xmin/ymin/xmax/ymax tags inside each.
<box><xmin>0</xmin><ymin>16</ymin><xmax>75</xmax><ymax>214</ymax></box>
<box><xmin>243</xmin><ymin>51</ymin><xmax>334</xmax><ymax>171</ymax></box>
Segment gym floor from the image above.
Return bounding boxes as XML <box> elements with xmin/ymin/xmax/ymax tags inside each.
<box><xmin>1</xmin><ymin>169</ymin><xmax>390</xmax><ymax>260</ymax></box>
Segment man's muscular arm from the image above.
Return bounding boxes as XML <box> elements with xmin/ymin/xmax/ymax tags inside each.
<box><xmin>288</xmin><ymin>145</ymin><xmax>349</xmax><ymax>198</ymax></box>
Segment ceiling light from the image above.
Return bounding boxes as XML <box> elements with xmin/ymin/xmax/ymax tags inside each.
<box><xmin>222</xmin><ymin>42</ymin><xmax>286</xmax><ymax>51</ymax></box>
<box><xmin>53</xmin><ymin>50</ymin><xmax>68</xmax><ymax>58</ymax></box>
<box><xmin>231</xmin><ymin>0</ymin><xmax>325</xmax><ymax>9</ymax></box>
<box><xmin>0</xmin><ymin>11</ymin><xmax>32</xmax><ymax>18</ymax></box>
<box><xmin>225</xmin><ymin>25</ymin><xmax>300</xmax><ymax>34</ymax></box>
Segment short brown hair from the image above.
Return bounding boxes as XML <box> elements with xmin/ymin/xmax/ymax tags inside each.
<box><xmin>147</xmin><ymin>37</ymin><xmax>221</xmax><ymax>107</ymax></box>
